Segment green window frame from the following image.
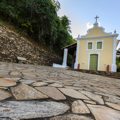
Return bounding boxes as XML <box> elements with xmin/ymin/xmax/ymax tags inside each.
<box><xmin>88</xmin><ymin>43</ymin><xmax>92</xmax><ymax>49</ymax></box>
<box><xmin>97</xmin><ymin>42</ymin><xmax>102</xmax><ymax>49</ymax></box>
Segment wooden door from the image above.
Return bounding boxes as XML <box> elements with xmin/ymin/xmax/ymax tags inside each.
<box><xmin>90</xmin><ymin>54</ymin><xmax>98</xmax><ymax>70</ymax></box>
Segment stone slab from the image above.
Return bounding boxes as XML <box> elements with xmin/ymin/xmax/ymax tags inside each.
<box><xmin>32</xmin><ymin>82</ymin><xmax>48</xmax><ymax>86</ymax></box>
<box><xmin>0</xmin><ymin>87</ymin><xmax>8</xmax><ymax>90</ymax></box>
<box><xmin>22</xmin><ymin>72</ymin><xmax>36</xmax><ymax>77</ymax></box>
<box><xmin>4</xmin><ymin>78</ymin><xmax>21</xmax><ymax>82</ymax></box>
<box><xmin>80</xmin><ymin>91</ymin><xmax>104</xmax><ymax>104</ymax></box>
<box><xmin>49</xmin><ymin>83</ymin><xmax>64</xmax><ymax>87</ymax></box>
<box><xmin>84</xmin><ymin>100</ymin><xmax>96</xmax><ymax>105</ymax></box>
<box><xmin>106</xmin><ymin>102</ymin><xmax>120</xmax><ymax>111</ymax></box>
<box><xmin>64</xmin><ymin>86</ymin><xmax>84</xmax><ymax>90</ymax></box>
<box><xmin>59</xmin><ymin>73</ymin><xmax>70</xmax><ymax>78</ymax></box>
<box><xmin>0</xmin><ymin>78</ymin><xmax>16</xmax><ymax>87</ymax></box>
<box><xmin>43</xmin><ymin>80</ymin><xmax>55</xmax><ymax>83</ymax></box>
<box><xmin>22</xmin><ymin>76</ymin><xmax>43</xmax><ymax>80</ymax></box>
<box><xmin>94</xmin><ymin>92</ymin><xmax>120</xmax><ymax>104</ymax></box>
<box><xmin>35</xmin><ymin>87</ymin><xmax>66</xmax><ymax>100</ymax></box>
<box><xmin>58</xmin><ymin>88</ymin><xmax>90</xmax><ymax>100</ymax></box>
<box><xmin>19</xmin><ymin>79</ymin><xmax>39</xmax><ymax>84</ymax></box>
<box><xmin>0</xmin><ymin>101</ymin><xmax>70</xmax><ymax>119</ymax></box>
<box><xmin>0</xmin><ymin>89</ymin><xmax>11</xmax><ymax>101</ymax></box>
<box><xmin>72</xmin><ymin>100</ymin><xmax>90</xmax><ymax>114</ymax></box>
<box><xmin>4</xmin><ymin>76</ymin><xmax>21</xmax><ymax>82</ymax></box>
<box><xmin>1</xmin><ymin>75</ymin><xmax>20</xmax><ymax>78</ymax></box>
<box><xmin>62</xmin><ymin>81</ymin><xmax>74</xmax><ymax>86</ymax></box>
<box><xmin>87</xmin><ymin>104</ymin><xmax>120</xmax><ymax>120</ymax></box>
<box><xmin>10</xmin><ymin>71</ymin><xmax>22</xmax><ymax>76</ymax></box>
<box><xmin>11</xmin><ymin>84</ymin><xmax>48</xmax><ymax>100</ymax></box>
<box><xmin>108</xmin><ymin>88</ymin><xmax>120</xmax><ymax>96</ymax></box>
<box><xmin>94</xmin><ymin>87</ymin><xmax>116</xmax><ymax>95</ymax></box>
<box><xmin>50</xmin><ymin>114</ymin><xmax>93</xmax><ymax>120</ymax></box>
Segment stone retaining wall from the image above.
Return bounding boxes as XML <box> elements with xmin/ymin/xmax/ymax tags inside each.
<box><xmin>68</xmin><ymin>68</ymin><xmax>120</xmax><ymax>79</ymax></box>
<box><xmin>0</xmin><ymin>24</ymin><xmax>63</xmax><ymax>66</ymax></box>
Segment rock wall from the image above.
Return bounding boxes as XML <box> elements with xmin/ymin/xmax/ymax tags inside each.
<box><xmin>0</xmin><ymin>24</ymin><xmax>63</xmax><ymax>66</ymax></box>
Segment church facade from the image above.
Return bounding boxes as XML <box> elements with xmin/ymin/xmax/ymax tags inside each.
<box><xmin>53</xmin><ymin>16</ymin><xmax>119</xmax><ymax>72</ymax></box>
<box><xmin>74</xmin><ymin>19</ymin><xmax>118</xmax><ymax>72</ymax></box>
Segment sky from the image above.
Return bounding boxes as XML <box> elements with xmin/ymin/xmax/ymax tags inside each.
<box><xmin>57</xmin><ymin>0</ymin><xmax>120</xmax><ymax>49</ymax></box>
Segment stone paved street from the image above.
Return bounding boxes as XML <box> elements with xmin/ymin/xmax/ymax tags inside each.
<box><xmin>0</xmin><ymin>62</ymin><xmax>120</xmax><ymax>120</ymax></box>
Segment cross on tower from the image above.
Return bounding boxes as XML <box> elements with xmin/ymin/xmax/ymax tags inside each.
<box><xmin>94</xmin><ymin>15</ymin><xmax>99</xmax><ymax>23</ymax></box>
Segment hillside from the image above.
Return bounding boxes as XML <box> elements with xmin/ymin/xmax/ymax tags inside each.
<box><xmin>0</xmin><ymin>0</ymin><xmax>74</xmax><ymax>55</ymax></box>
<box><xmin>0</xmin><ymin>24</ymin><xmax>63</xmax><ymax>66</ymax></box>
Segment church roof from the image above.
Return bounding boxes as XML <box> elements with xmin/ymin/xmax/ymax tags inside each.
<box><xmin>61</xmin><ymin>43</ymin><xmax>76</xmax><ymax>49</ymax></box>
<box><xmin>76</xmin><ymin>16</ymin><xmax>119</xmax><ymax>40</ymax></box>
<box><xmin>81</xmin><ymin>22</ymin><xmax>112</xmax><ymax>38</ymax></box>
<box><xmin>61</xmin><ymin>43</ymin><xmax>77</xmax><ymax>55</ymax></box>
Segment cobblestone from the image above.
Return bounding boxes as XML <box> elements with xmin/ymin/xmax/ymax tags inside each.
<box><xmin>0</xmin><ymin>62</ymin><xmax>120</xmax><ymax>120</ymax></box>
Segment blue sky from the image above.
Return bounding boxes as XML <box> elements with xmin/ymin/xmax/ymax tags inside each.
<box><xmin>57</xmin><ymin>0</ymin><xmax>120</xmax><ymax>49</ymax></box>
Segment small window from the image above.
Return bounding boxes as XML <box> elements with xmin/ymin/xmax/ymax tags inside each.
<box><xmin>96</xmin><ymin>40</ymin><xmax>103</xmax><ymax>50</ymax></box>
<box><xmin>86</xmin><ymin>41</ymin><xmax>93</xmax><ymax>50</ymax></box>
<box><xmin>97</xmin><ymin>42</ymin><xmax>102</xmax><ymax>49</ymax></box>
<box><xmin>88</xmin><ymin>43</ymin><xmax>92</xmax><ymax>49</ymax></box>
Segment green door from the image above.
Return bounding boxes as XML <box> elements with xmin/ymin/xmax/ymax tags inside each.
<box><xmin>90</xmin><ymin>54</ymin><xmax>98</xmax><ymax>70</ymax></box>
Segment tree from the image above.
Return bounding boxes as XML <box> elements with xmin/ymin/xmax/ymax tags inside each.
<box><xmin>61</xmin><ymin>15</ymin><xmax>71</xmax><ymax>33</ymax></box>
<box><xmin>51</xmin><ymin>0</ymin><xmax>61</xmax><ymax>11</ymax></box>
<box><xmin>72</xmin><ymin>39</ymin><xmax>77</xmax><ymax>43</ymax></box>
<box><xmin>0</xmin><ymin>0</ymin><xmax>73</xmax><ymax>55</ymax></box>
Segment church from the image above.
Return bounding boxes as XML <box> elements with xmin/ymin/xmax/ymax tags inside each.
<box><xmin>53</xmin><ymin>16</ymin><xmax>119</xmax><ymax>72</ymax></box>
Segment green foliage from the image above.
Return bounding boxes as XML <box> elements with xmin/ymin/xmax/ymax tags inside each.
<box><xmin>60</xmin><ymin>15</ymin><xmax>71</xmax><ymax>33</ymax></box>
<box><xmin>118</xmin><ymin>48</ymin><xmax>120</xmax><ymax>50</ymax></box>
<box><xmin>116</xmin><ymin>57</ymin><xmax>120</xmax><ymax>72</ymax></box>
<box><xmin>51</xmin><ymin>0</ymin><xmax>61</xmax><ymax>11</ymax></box>
<box><xmin>67</xmin><ymin>54</ymin><xmax>73</xmax><ymax>63</ymax></box>
<box><xmin>0</xmin><ymin>0</ymin><xmax>73</xmax><ymax>55</ymax></box>
<box><xmin>17</xmin><ymin>29</ymin><xmax>22</xmax><ymax>34</ymax></box>
<box><xmin>33</xmin><ymin>42</ymin><xmax>38</xmax><ymax>46</ymax></box>
<box><xmin>21</xmin><ymin>23</ymin><xmax>33</xmax><ymax>33</ymax></box>
<box><xmin>72</xmin><ymin>39</ymin><xmax>77</xmax><ymax>43</ymax></box>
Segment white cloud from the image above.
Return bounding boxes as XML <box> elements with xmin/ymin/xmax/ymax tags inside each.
<box><xmin>57</xmin><ymin>11</ymin><xmax>61</xmax><ymax>16</ymax></box>
<box><xmin>98</xmin><ymin>22</ymin><xmax>100</xmax><ymax>26</ymax></box>
<box><xmin>86</xmin><ymin>22</ymin><xmax>101</xmax><ymax>30</ymax></box>
<box><xmin>86</xmin><ymin>22</ymin><xmax>93</xmax><ymax>30</ymax></box>
<box><xmin>57</xmin><ymin>9</ymin><xmax>65</xmax><ymax>17</ymax></box>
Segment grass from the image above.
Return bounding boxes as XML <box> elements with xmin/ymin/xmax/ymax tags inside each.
<box><xmin>0</xmin><ymin>19</ymin><xmax>16</xmax><ymax>32</ymax></box>
<box><xmin>0</xmin><ymin>18</ymin><xmax>40</xmax><ymax>47</ymax></box>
